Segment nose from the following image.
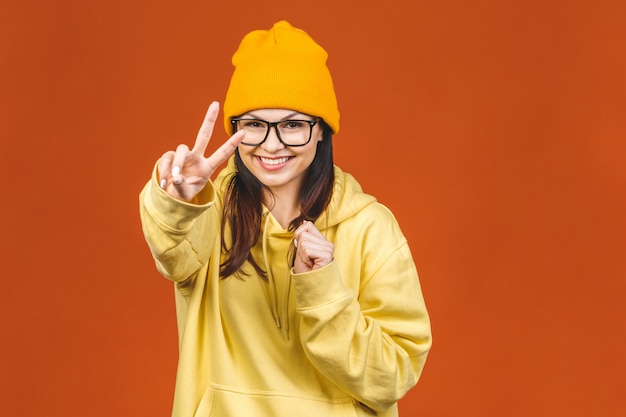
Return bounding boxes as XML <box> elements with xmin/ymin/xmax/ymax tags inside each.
<box><xmin>261</xmin><ymin>125</ymin><xmax>285</xmax><ymax>152</ymax></box>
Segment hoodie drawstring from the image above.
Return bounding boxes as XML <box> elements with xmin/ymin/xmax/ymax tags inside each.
<box><xmin>261</xmin><ymin>210</ymin><xmax>291</xmax><ymax>340</ymax></box>
<box><xmin>261</xmin><ymin>211</ymin><xmax>280</xmax><ymax>329</ymax></box>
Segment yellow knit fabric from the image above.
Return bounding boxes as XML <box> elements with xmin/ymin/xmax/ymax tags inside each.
<box><xmin>223</xmin><ymin>21</ymin><xmax>340</xmax><ymax>135</ymax></box>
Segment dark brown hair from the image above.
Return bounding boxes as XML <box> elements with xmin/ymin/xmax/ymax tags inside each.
<box><xmin>219</xmin><ymin>121</ymin><xmax>334</xmax><ymax>279</ymax></box>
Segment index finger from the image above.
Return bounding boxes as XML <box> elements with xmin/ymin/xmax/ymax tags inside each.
<box><xmin>192</xmin><ymin>101</ymin><xmax>220</xmax><ymax>154</ymax></box>
<box><xmin>205</xmin><ymin>130</ymin><xmax>246</xmax><ymax>173</ymax></box>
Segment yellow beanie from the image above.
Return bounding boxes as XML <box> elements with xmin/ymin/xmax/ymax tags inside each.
<box><xmin>223</xmin><ymin>21</ymin><xmax>340</xmax><ymax>135</ymax></box>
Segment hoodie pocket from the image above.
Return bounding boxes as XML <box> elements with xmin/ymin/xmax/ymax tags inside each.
<box><xmin>198</xmin><ymin>384</ymin><xmax>360</xmax><ymax>417</ymax></box>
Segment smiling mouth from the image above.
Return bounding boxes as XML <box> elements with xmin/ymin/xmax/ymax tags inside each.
<box><xmin>258</xmin><ymin>156</ymin><xmax>291</xmax><ymax>166</ymax></box>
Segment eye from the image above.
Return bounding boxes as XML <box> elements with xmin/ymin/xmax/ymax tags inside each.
<box><xmin>241</xmin><ymin>120</ymin><xmax>266</xmax><ymax>130</ymax></box>
<box><xmin>282</xmin><ymin>120</ymin><xmax>307</xmax><ymax>130</ymax></box>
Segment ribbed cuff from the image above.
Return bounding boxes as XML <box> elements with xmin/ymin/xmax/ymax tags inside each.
<box><xmin>292</xmin><ymin>262</ymin><xmax>351</xmax><ymax>309</ymax></box>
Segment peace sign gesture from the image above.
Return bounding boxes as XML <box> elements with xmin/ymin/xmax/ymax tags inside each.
<box><xmin>157</xmin><ymin>101</ymin><xmax>246</xmax><ymax>202</ymax></box>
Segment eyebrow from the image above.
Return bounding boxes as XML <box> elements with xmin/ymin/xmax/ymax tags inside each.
<box><xmin>243</xmin><ymin>111</ymin><xmax>308</xmax><ymax>121</ymax></box>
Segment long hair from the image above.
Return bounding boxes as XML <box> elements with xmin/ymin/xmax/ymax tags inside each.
<box><xmin>220</xmin><ymin>121</ymin><xmax>334</xmax><ymax>279</ymax></box>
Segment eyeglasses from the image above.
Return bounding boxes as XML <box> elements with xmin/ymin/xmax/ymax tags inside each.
<box><xmin>231</xmin><ymin>118</ymin><xmax>319</xmax><ymax>147</ymax></box>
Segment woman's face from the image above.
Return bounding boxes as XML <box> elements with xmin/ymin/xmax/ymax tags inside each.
<box><xmin>236</xmin><ymin>108</ymin><xmax>323</xmax><ymax>196</ymax></box>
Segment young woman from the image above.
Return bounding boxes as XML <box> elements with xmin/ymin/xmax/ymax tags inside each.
<box><xmin>140</xmin><ymin>20</ymin><xmax>431</xmax><ymax>417</ymax></box>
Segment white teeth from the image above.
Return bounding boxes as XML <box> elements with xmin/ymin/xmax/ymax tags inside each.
<box><xmin>260</xmin><ymin>157</ymin><xmax>289</xmax><ymax>165</ymax></box>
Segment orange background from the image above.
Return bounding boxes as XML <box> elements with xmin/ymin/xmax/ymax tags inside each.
<box><xmin>1</xmin><ymin>0</ymin><xmax>625</xmax><ymax>416</ymax></box>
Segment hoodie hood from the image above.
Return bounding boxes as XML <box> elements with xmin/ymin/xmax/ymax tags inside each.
<box><xmin>316</xmin><ymin>166</ymin><xmax>378</xmax><ymax>230</ymax></box>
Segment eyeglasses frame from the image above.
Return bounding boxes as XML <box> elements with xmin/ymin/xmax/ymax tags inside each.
<box><xmin>230</xmin><ymin>117</ymin><xmax>319</xmax><ymax>147</ymax></box>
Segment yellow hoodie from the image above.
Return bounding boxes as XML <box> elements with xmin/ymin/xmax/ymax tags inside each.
<box><xmin>139</xmin><ymin>159</ymin><xmax>431</xmax><ymax>417</ymax></box>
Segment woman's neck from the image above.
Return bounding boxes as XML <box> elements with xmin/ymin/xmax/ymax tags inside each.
<box><xmin>263</xmin><ymin>189</ymin><xmax>301</xmax><ymax>229</ymax></box>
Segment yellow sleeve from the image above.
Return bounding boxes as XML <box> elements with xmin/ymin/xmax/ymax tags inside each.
<box><xmin>139</xmin><ymin>162</ymin><xmax>219</xmax><ymax>284</ymax></box>
<box><xmin>292</xmin><ymin>205</ymin><xmax>432</xmax><ymax>413</ymax></box>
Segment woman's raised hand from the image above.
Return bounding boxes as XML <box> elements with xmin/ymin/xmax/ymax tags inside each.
<box><xmin>158</xmin><ymin>102</ymin><xmax>245</xmax><ymax>202</ymax></box>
